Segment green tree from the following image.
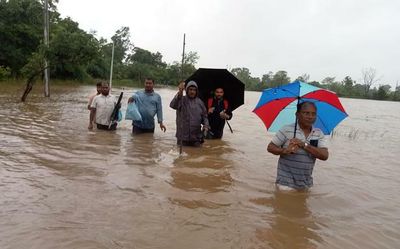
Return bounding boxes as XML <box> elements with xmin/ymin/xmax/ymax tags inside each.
<box><xmin>321</xmin><ymin>77</ymin><xmax>345</xmax><ymax>96</ymax></box>
<box><xmin>125</xmin><ymin>47</ymin><xmax>168</xmax><ymax>83</ymax></box>
<box><xmin>373</xmin><ymin>84</ymin><xmax>391</xmax><ymax>100</ymax></box>
<box><xmin>270</xmin><ymin>71</ymin><xmax>290</xmax><ymax>87</ymax></box>
<box><xmin>342</xmin><ymin>76</ymin><xmax>355</xmax><ymax>96</ymax></box>
<box><xmin>308</xmin><ymin>81</ymin><xmax>322</xmax><ymax>87</ymax></box>
<box><xmin>231</xmin><ymin>67</ymin><xmax>260</xmax><ymax>90</ymax></box>
<box><xmin>259</xmin><ymin>71</ymin><xmax>273</xmax><ymax>90</ymax></box>
<box><xmin>129</xmin><ymin>47</ymin><xmax>166</xmax><ymax>68</ymax></box>
<box><xmin>111</xmin><ymin>26</ymin><xmax>133</xmax><ymax>64</ymax></box>
<box><xmin>48</xmin><ymin>17</ymin><xmax>100</xmax><ymax>80</ymax></box>
<box><xmin>0</xmin><ymin>0</ymin><xmax>43</xmax><ymax>76</ymax></box>
<box><xmin>0</xmin><ymin>66</ymin><xmax>11</xmax><ymax>80</ymax></box>
<box><xmin>296</xmin><ymin>73</ymin><xmax>310</xmax><ymax>83</ymax></box>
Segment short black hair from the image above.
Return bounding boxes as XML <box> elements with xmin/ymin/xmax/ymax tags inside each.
<box><xmin>96</xmin><ymin>82</ymin><xmax>102</xmax><ymax>87</ymax></box>
<box><xmin>297</xmin><ymin>101</ymin><xmax>316</xmax><ymax>112</ymax></box>
<box><xmin>145</xmin><ymin>78</ymin><xmax>154</xmax><ymax>83</ymax></box>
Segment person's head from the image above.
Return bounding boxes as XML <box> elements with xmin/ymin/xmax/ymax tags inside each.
<box><xmin>214</xmin><ymin>87</ymin><xmax>224</xmax><ymax>99</ymax></box>
<box><xmin>186</xmin><ymin>81</ymin><xmax>198</xmax><ymax>99</ymax></box>
<box><xmin>96</xmin><ymin>82</ymin><xmax>102</xmax><ymax>94</ymax></box>
<box><xmin>296</xmin><ymin>101</ymin><xmax>317</xmax><ymax>128</ymax></box>
<box><xmin>144</xmin><ymin>78</ymin><xmax>154</xmax><ymax>92</ymax></box>
<box><xmin>100</xmin><ymin>82</ymin><xmax>110</xmax><ymax>96</ymax></box>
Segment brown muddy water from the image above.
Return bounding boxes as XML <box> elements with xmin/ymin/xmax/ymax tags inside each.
<box><xmin>0</xmin><ymin>83</ymin><xmax>399</xmax><ymax>249</ymax></box>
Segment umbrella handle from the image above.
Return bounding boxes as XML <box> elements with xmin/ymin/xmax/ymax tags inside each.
<box><xmin>226</xmin><ymin>120</ymin><xmax>233</xmax><ymax>133</ymax></box>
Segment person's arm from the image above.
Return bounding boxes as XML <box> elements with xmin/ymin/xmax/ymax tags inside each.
<box><xmin>156</xmin><ymin>95</ymin><xmax>166</xmax><ymax>132</ymax></box>
<box><xmin>87</xmin><ymin>94</ymin><xmax>94</xmax><ymax>110</ymax></box>
<box><xmin>290</xmin><ymin>137</ymin><xmax>329</xmax><ymax>160</ymax></box>
<box><xmin>169</xmin><ymin>82</ymin><xmax>184</xmax><ymax>110</ymax></box>
<box><xmin>267</xmin><ymin>141</ymin><xmax>297</xmax><ymax>156</ymax></box>
<box><xmin>200</xmin><ymin>101</ymin><xmax>210</xmax><ymax>130</ymax></box>
<box><xmin>221</xmin><ymin>108</ymin><xmax>233</xmax><ymax>120</ymax></box>
<box><xmin>128</xmin><ymin>92</ymin><xmax>137</xmax><ymax>103</ymax></box>
<box><xmin>88</xmin><ymin>108</ymin><xmax>96</xmax><ymax>130</ymax></box>
<box><xmin>88</xmin><ymin>96</ymin><xmax>97</xmax><ymax>130</ymax></box>
<box><xmin>267</xmin><ymin>128</ymin><xmax>298</xmax><ymax>155</ymax></box>
<box><xmin>302</xmin><ymin>143</ymin><xmax>329</xmax><ymax>160</ymax></box>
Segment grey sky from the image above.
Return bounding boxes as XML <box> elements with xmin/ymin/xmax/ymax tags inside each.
<box><xmin>58</xmin><ymin>0</ymin><xmax>400</xmax><ymax>88</ymax></box>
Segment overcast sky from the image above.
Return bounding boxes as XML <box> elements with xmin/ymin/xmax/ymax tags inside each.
<box><xmin>58</xmin><ymin>0</ymin><xmax>400</xmax><ymax>87</ymax></box>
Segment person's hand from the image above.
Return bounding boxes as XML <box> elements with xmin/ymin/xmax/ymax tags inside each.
<box><xmin>178</xmin><ymin>82</ymin><xmax>185</xmax><ymax>95</ymax></box>
<box><xmin>88</xmin><ymin>123</ymin><xmax>93</xmax><ymax>130</ymax></box>
<box><xmin>219</xmin><ymin>111</ymin><xmax>229</xmax><ymax>119</ymax></box>
<box><xmin>128</xmin><ymin>97</ymin><xmax>134</xmax><ymax>103</ymax></box>
<box><xmin>282</xmin><ymin>144</ymin><xmax>299</xmax><ymax>154</ymax></box>
<box><xmin>208</xmin><ymin>107</ymin><xmax>215</xmax><ymax>114</ymax></box>
<box><xmin>289</xmin><ymin>138</ymin><xmax>305</xmax><ymax>148</ymax></box>
<box><xmin>160</xmin><ymin>123</ymin><xmax>166</xmax><ymax>132</ymax></box>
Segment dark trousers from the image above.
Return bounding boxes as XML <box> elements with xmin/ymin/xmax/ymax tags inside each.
<box><xmin>176</xmin><ymin>140</ymin><xmax>202</xmax><ymax>147</ymax></box>
<box><xmin>97</xmin><ymin>123</ymin><xmax>117</xmax><ymax>130</ymax></box>
<box><xmin>132</xmin><ymin>125</ymin><xmax>154</xmax><ymax>134</ymax></box>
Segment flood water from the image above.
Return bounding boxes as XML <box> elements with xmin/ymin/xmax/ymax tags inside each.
<box><xmin>1</xmin><ymin>83</ymin><xmax>399</xmax><ymax>249</ymax></box>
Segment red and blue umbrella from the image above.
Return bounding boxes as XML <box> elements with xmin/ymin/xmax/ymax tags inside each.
<box><xmin>253</xmin><ymin>80</ymin><xmax>348</xmax><ymax>135</ymax></box>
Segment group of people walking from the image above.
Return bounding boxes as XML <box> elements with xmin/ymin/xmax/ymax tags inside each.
<box><xmin>88</xmin><ymin>78</ymin><xmax>232</xmax><ymax>146</ymax></box>
<box><xmin>87</xmin><ymin>79</ymin><xmax>329</xmax><ymax>191</ymax></box>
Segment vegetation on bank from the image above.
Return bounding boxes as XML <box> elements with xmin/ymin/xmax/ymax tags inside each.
<box><xmin>1</xmin><ymin>0</ymin><xmax>399</xmax><ymax>101</ymax></box>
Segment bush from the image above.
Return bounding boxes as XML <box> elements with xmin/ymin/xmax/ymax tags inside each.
<box><xmin>0</xmin><ymin>66</ymin><xmax>11</xmax><ymax>80</ymax></box>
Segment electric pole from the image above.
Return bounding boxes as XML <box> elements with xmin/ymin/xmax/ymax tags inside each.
<box><xmin>181</xmin><ymin>33</ymin><xmax>186</xmax><ymax>79</ymax></box>
<box><xmin>109</xmin><ymin>42</ymin><xmax>115</xmax><ymax>92</ymax></box>
<box><xmin>43</xmin><ymin>0</ymin><xmax>50</xmax><ymax>97</ymax></box>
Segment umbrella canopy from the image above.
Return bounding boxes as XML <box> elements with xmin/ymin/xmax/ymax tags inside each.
<box><xmin>185</xmin><ymin>68</ymin><xmax>245</xmax><ymax>111</ymax></box>
<box><xmin>253</xmin><ymin>80</ymin><xmax>348</xmax><ymax>135</ymax></box>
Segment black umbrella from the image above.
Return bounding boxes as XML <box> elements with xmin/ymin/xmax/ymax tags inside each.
<box><xmin>185</xmin><ymin>68</ymin><xmax>245</xmax><ymax>111</ymax></box>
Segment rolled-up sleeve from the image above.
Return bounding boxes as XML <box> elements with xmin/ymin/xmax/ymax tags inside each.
<box><xmin>271</xmin><ymin>129</ymin><xmax>287</xmax><ymax>147</ymax></box>
<box><xmin>317</xmin><ymin>133</ymin><xmax>328</xmax><ymax>148</ymax></box>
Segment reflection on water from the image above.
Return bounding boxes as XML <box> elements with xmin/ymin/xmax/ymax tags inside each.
<box><xmin>254</xmin><ymin>191</ymin><xmax>322</xmax><ymax>249</ymax></box>
<box><xmin>1</xmin><ymin>84</ymin><xmax>400</xmax><ymax>248</ymax></box>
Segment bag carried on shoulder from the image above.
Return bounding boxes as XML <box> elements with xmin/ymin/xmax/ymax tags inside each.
<box><xmin>125</xmin><ymin>102</ymin><xmax>142</xmax><ymax>121</ymax></box>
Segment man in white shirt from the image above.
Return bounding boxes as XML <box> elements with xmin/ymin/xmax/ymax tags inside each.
<box><xmin>87</xmin><ymin>82</ymin><xmax>102</xmax><ymax>129</ymax></box>
<box><xmin>88</xmin><ymin>82</ymin><xmax>118</xmax><ymax>130</ymax></box>
<box><xmin>87</xmin><ymin>82</ymin><xmax>102</xmax><ymax>110</ymax></box>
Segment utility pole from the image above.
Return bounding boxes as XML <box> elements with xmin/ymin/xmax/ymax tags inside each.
<box><xmin>181</xmin><ymin>33</ymin><xmax>186</xmax><ymax>79</ymax></box>
<box><xmin>179</xmin><ymin>33</ymin><xmax>186</xmax><ymax>155</ymax></box>
<box><xmin>109</xmin><ymin>42</ymin><xmax>115</xmax><ymax>92</ymax></box>
<box><xmin>43</xmin><ymin>0</ymin><xmax>50</xmax><ymax>97</ymax></box>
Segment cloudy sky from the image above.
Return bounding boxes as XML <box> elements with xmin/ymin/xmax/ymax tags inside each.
<box><xmin>58</xmin><ymin>0</ymin><xmax>400</xmax><ymax>87</ymax></box>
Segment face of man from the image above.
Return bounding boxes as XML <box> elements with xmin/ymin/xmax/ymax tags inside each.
<box><xmin>215</xmin><ymin>88</ymin><xmax>224</xmax><ymax>99</ymax></box>
<box><xmin>187</xmin><ymin>86</ymin><xmax>197</xmax><ymax>98</ymax></box>
<box><xmin>101</xmin><ymin>84</ymin><xmax>110</xmax><ymax>96</ymax></box>
<box><xmin>96</xmin><ymin>85</ymin><xmax>102</xmax><ymax>94</ymax></box>
<box><xmin>144</xmin><ymin>79</ymin><xmax>154</xmax><ymax>92</ymax></box>
<box><xmin>297</xmin><ymin>103</ymin><xmax>317</xmax><ymax>128</ymax></box>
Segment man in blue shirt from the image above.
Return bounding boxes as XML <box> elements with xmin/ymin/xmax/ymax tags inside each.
<box><xmin>128</xmin><ymin>78</ymin><xmax>166</xmax><ymax>134</ymax></box>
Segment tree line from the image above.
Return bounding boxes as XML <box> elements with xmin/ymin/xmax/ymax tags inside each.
<box><xmin>0</xmin><ymin>0</ymin><xmax>198</xmax><ymax>86</ymax></box>
<box><xmin>230</xmin><ymin>68</ymin><xmax>400</xmax><ymax>101</ymax></box>
<box><xmin>1</xmin><ymin>0</ymin><xmax>399</xmax><ymax>101</ymax></box>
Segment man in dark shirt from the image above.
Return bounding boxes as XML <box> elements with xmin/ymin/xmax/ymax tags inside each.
<box><xmin>206</xmin><ymin>88</ymin><xmax>232</xmax><ymax>139</ymax></box>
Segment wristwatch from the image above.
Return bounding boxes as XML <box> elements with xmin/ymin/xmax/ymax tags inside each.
<box><xmin>303</xmin><ymin>142</ymin><xmax>309</xmax><ymax>149</ymax></box>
